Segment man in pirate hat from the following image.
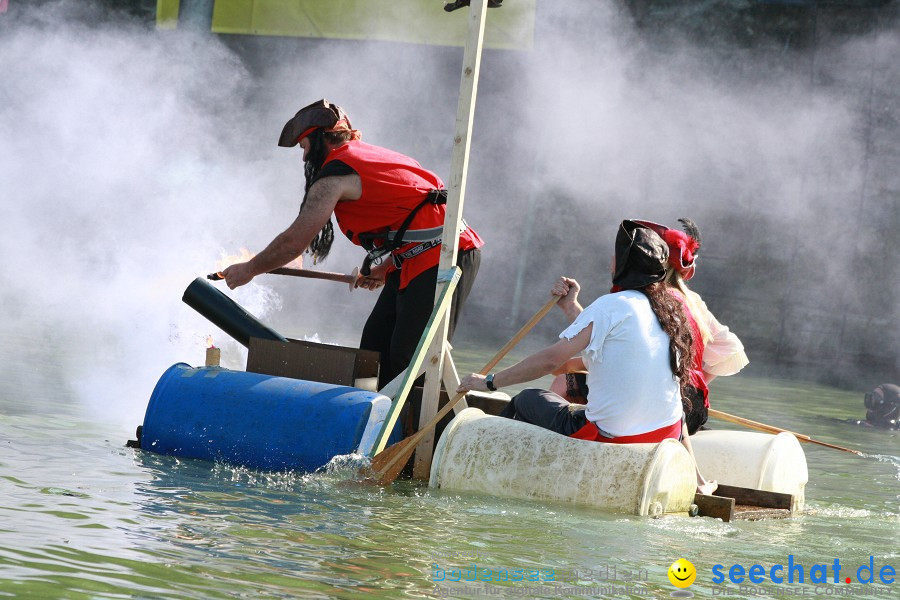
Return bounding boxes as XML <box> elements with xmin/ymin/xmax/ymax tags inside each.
<box><xmin>222</xmin><ymin>99</ymin><xmax>484</xmax><ymax>388</ymax></box>
<box><xmin>458</xmin><ymin>220</ymin><xmax>694</xmax><ymax>445</ymax></box>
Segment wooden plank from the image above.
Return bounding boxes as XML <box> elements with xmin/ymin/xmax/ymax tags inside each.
<box><xmin>694</xmin><ymin>494</ymin><xmax>735</xmax><ymax>522</ymax></box>
<box><xmin>714</xmin><ymin>484</ymin><xmax>794</xmax><ymax>511</ymax></box>
<box><xmin>155</xmin><ymin>0</ymin><xmax>181</xmax><ymax>29</ymax></box>
<box><xmin>368</xmin><ymin>268</ymin><xmax>461</xmax><ymax>457</ymax></box>
<box><xmin>209</xmin><ymin>0</ymin><xmax>536</xmax><ymax>50</ymax></box>
<box><xmin>733</xmin><ymin>506</ymin><xmax>793</xmax><ymax>521</ymax></box>
<box><xmin>416</xmin><ymin>0</ymin><xmax>490</xmax><ymax>479</ymax></box>
<box><xmin>440</xmin><ymin>345</ymin><xmax>468</xmax><ymax>415</ymax></box>
<box><xmin>246</xmin><ymin>338</ymin><xmax>380</xmax><ymax>385</ymax></box>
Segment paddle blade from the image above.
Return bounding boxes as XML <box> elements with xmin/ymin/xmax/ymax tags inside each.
<box><xmin>367</xmin><ymin>436</ymin><xmax>418</xmax><ymax>485</ymax></box>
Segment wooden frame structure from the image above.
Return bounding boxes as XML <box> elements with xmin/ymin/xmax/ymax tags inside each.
<box><xmin>364</xmin><ymin>1</ymin><xmax>491</xmax><ymax>478</ymax></box>
<box><xmin>417</xmin><ymin>0</ymin><xmax>491</xmax><ymax>478</ymax></box>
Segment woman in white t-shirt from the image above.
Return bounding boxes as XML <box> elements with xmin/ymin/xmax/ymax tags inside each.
<box><xmin>457</xmin><ymin>220</ymin><xmax>696</xmax><ymax>445</ymax></box>
<box><xmin>634</xmin><ymin>218</ymin><xmax>749</xmax><ymax>494</ymax></box>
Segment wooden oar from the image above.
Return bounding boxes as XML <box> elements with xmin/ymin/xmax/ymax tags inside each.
<box><xmin>208</xmin><ymin>267</ymin><xmax>360</xmax><ymax>290</ymax></box>
<box><xmin>708</xmin><ymin>408</ymin><xmax>864</xmax><ymax>456</ymax></box>
<box><xmin>367</xmin><ymin>295</ymin><xmax>561</xmax><ymax>485</ymax></box>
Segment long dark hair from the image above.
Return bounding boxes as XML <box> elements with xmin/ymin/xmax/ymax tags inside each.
<box><xmin>299</xmin><ymin>129</ymin><xmax>341</xmax><ymax>263</ymax></box>
<box><xmin>639</xmin><ymin>281</ymin><xmax>695</xmax><ymax>400</ymax></box>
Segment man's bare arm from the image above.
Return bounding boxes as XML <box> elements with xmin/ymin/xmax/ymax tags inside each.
<box><xmin>222</xmin><ymin>174</ymin><xmax>360</xmax><ymax>289</ymax></box>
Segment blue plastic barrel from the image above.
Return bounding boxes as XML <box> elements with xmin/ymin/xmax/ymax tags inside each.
<box><xmin>140</xmin><ymin>363</ymin><xmax>399</xmax><ymax>472</ymax></box>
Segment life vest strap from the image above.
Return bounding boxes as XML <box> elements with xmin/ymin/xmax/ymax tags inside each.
<box><xmin>358</xmin><ymin>189</ymin><xmax>448</xmax><ymax>275</ymax></box>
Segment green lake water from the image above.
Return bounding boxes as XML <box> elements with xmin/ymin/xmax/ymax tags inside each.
<box><xmin>1</xmin><ymin>349</ymin><xmax>897</xmax><ymax>599</ymax></box>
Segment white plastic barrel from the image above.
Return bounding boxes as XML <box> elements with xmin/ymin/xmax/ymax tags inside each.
<box><xmin>690</xmin><ymin>430</ymin><xmax>808</xmax><ymax>511</ymax></box>
<box><xmin>429</xmin><ymin>408</ymin><xmax>696</xmax><ymax>516</ymax></box>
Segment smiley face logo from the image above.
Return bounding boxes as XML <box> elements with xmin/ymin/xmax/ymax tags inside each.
<box><xmin>668</xmin><ymin>558</ymin><xmax>696</xmax><ymax>588</ymax></box>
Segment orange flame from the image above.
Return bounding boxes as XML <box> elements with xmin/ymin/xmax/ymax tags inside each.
<box><xmin>215</xmin><ymin>248</ymin><xmax>254</xmax><ymax>272</ymax></box>
<box><xmin>206</xmin><ymin>335</ymin><xmax>215</xmax><ymax>349</ymax></box>
<box><xmin>215</xmin><ymin>247</ymin><xmax>303</xmax><ymax>271</ymax></box>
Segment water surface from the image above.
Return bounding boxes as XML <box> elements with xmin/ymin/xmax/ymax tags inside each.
<box><xmin>1</xmin><ymin>356</ymin><xmax>897</xmax><ymax>599</ymax></box>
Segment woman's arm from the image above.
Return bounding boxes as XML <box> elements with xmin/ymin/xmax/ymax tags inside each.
<box><xmin>701</xmin><ymin>305</ymin><xmax>749</xmax><ymax>377</ymax></box>
<box><xmin>553</xmin><ymin>276</ymin><xmax>584</xmax><ymax>323</ymax></box>
<box><xmin>457</xmin><ymin>325</ymin><xmax>592</xmax><ymax>393</ymax></box>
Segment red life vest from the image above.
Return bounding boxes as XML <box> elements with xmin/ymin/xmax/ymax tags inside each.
<box><xmin>325</xmin><ymin>141</ymin><xmax>483</xmax><ymax>288</ymax></box>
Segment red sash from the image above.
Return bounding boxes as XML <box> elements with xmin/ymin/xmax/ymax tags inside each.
<box><xmin>570</xmin><ymin>419</ymin><xmax>682</xmax><ymax>444</ymax></box>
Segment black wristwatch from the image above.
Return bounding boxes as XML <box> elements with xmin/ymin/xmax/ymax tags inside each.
<box><xmin>485</xmin><ymin>373</ymin><xmax>497</xmax><ymax>391</ymax></box>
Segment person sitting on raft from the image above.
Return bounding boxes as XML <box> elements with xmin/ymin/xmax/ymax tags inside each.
<box><xmin>637</xmin><ymin>218</ymin><xmax>749</xmax><ymax>437</ymax></box>
<box><xmin>536</xmin><ymin>218</ymin><xmax>747</xmax><ymax>493</ymax></box>
<box><xmin>457</xmin><ymin>219</ymin><xmax>693</xmax><ymax>445</ymax></box>
<box><xmin>547</xmin><ymin>219</ymin><xmax>749</xmax><ymax>437</ymax></box>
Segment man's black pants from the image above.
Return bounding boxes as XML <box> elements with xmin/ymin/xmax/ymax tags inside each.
<box><xmin>360</xmin><ymin>247</ymin><xmax>481</xmax><ymax>388</ymax></box>
<box><xmin>500</xmin><ymin>388</ymin><xmax>588</xmax><ymax>436</ymax></box>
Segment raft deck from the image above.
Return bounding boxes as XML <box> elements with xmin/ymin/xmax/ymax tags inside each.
<box><xmin>694</xmin><ymin>484</ymin><xmax>794</xmax><ymax>522</ymax></box>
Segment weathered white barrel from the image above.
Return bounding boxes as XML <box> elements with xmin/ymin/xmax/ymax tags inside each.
<box><xmin>429</xmin><ymin>408</ymin><xmax>696</xmax><ymax>516</ymax></box>
<box><xmin>690</xmin><ymin>430</ymin><xmax>808</xmax><ymax>511</ymax></box>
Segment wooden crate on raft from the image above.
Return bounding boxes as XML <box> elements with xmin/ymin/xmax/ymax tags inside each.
<box><xmin>246</xmin><ymin>337</ymin><xmax>380</xmax><ymax>390</ymax></box>
<box><xmin>694</xmin><ymin>484</ymin><xmax>794</xmax><ymax>522</ymax></box>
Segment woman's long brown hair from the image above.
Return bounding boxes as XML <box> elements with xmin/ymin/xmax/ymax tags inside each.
<box><xmin>639</xmin><ymin>281</ymin><xmax>695</xmax><ymax>399</ymax></box>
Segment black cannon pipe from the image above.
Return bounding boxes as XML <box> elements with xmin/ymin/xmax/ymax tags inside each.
<box><xmin>182</xmin><ymin>278</ymin><xmax>288</xmax><ymax>348</ymax></box>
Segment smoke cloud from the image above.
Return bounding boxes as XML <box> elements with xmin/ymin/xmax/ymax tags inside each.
<box><xmin>0</xmin><ymin>0</ymin><xmax>895</xmax><ymax>432</ymax></box>
<box><xmin>0</xmin><ymin>2</ymin><xmax>306</xmax><ymax>427</ymax></box>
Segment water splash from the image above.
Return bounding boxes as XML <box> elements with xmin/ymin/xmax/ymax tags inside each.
<box><xmin>324</xmin><ymin>453</ymin><xmax>371</xmax><ymax>473</ymax></box>
<box><xmin>320</xmin><ymin>453</ymin><xmax>381</xmax><ymax>486</ymax></box>
<box><xmin>209</xmin><ymin>461</ymin><xmax>315</xmax><ymax>491</ymax></box>
<box><xmin>869</xmin><ymin>453</ymin><xmax>900</xmax><ymax>483</ymax></box>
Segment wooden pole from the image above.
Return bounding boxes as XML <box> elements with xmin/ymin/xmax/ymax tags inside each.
<box><xmin>208</xmin><ymin>267</ymin><xmax>360</xmax><ymax>290</ymax></box>
<box><xmin>268</xmin><ymin>267</ymin><xmax>359</xmax><ymax>288</ymax></box>
<box><xmin>367</xmin><ymin>268</ymin><xmax>461</xmax><ymax>457</ymax></box>
<box><xmin>415</xmin><ymin>0</ymin><xmax>490</xmax><ymax>479</ymax></box>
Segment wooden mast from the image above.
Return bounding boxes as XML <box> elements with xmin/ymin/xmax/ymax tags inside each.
<box><xmin>413</xmin><ymin>0</ymin><xmax>490</xmax><ymax>478</ymax></box>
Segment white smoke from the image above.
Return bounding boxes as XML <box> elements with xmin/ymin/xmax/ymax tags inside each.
<box><xmin>0</xmin><ymin>3</ymin><xmax>296</xmax><ymax>427</ymax></box>
<box><xmin>0</xmin><ymin>0</ymin><xmax>895</xmax><ymax>433</ymax></box>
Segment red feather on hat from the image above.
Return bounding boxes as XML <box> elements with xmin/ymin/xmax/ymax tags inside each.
<box><xmin>662</xmin><ymin>219</ymin><xmax>701</xmax><ymax>279</ymax></box>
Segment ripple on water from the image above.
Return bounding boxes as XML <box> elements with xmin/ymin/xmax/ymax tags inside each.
<box><xmin>870</xmin><ymin>452</ymin><xmax>900</xmax><ymax>481</ymax></box>
<box><xmin>805</xmin><ymin>506</ymin><xmax>873</xmax><ymax>519</ymax></box>
<box><xmin>646</xmin><ymin>514</ymin><xmax>739</xmax><ymax>538</ymax></box>
<box><xmin>3</xmin><ymin>371</ymin><xmax>900</xmax><ymax>598</ymax></box>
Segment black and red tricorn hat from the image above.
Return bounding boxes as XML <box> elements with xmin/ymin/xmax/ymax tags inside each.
<box><xmin>633</xmin><ymin>218</ymin><xmax>702</xmax><ymax>280</ymax></box>
<box><xmin>278</xmin><ymin>99</ymin><xmax>354</xmax><ymax>147</ymax></box>
<box><xmin>612</xmin><ymin>220</ymin><xmax>669</xmax><ymax>290</ymax></box>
